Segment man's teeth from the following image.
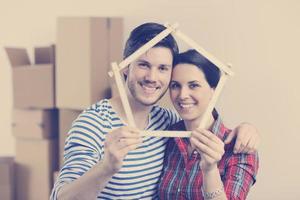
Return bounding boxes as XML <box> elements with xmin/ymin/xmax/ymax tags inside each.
<box><xmin>142</xmin><ymin>85</ymin><xmax>157</xmax><ymax>93</ymax></box>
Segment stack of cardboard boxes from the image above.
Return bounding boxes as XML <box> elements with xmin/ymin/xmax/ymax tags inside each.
<box><xmin>5</xmin><ymin>45</ymin><xmax>59</xmax><ymax>200</ymax></box>
<box><xmin>0</xmin><ymin>157</ymin><xmax>15</xmax><ymax>200</ymax></box>
<box><xmin>56</xmin><ymin>17</ymin><xmax>123</xmax><ymax>168</ymax></box>
<box><xmin>4</xmin><ymin>17</ymin><xmax>123</xmax><ymax>199</ymax></box>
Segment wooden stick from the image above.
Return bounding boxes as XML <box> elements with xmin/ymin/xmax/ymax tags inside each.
<box><xmin>173</xmin><ymin>30</ymin><xmax>235</xmax><ymax>76</ymax></box>
<box><xmin>111</xmin><ymin>62</ymin><xmax>136</xmax><ymax>127</ymax></box>
<box><xmin>198</xmin><ymin>73</ymin><xmax>229</xmax><ymax>128</ymax></box>
<box><xmin>108</xmin><ymin>23</ymin><xmax>179</xmax><ymax>77</ymax></box>
<box><xmin>140</xmin><ymin>130</ymin><xmax>191</xmax><ymax>138</ymax></box>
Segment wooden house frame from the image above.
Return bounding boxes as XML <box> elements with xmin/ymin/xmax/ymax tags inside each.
<box><xmin>108</xmin><ymin>23</ymin><xmax>234</xmax><ymax>138</ymax></box>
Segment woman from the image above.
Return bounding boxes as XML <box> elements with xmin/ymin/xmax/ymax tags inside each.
<box><xmin>158</xmin><ymin>50</ymin><xmax>259</xmax><ymax>199</ymax></box>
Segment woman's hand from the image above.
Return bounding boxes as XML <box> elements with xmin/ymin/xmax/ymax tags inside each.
<box><xmin>190</xmin><ymin>128</ymin><xmax>225</xmax><ymax>172</ymax></box>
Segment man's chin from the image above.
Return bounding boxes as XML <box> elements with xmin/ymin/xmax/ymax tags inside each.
<box><xmin>137</xmin><ymin>95</ymin><xmax>162</xmax><ymax>106</ymax></box>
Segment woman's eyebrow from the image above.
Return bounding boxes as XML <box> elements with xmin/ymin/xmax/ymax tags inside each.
<box><xmin>188</xmin><ymin>80</ymin><xmax>200</xmax><ymax>84</ymax></box>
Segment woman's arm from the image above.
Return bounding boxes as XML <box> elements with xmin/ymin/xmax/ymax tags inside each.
<box><xmin>191</xmin><ymin>128</ymin><xmax>259</xmax><ymax>200</ymax></box>
<box><xmin>191</xmin><ymin>128</ymin><xmax>227</xmax><ymax>200</ymax></box>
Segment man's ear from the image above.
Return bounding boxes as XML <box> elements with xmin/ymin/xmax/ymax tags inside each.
<box><xmin>123</xmin><ymin>66</ymin><xmax>129</xmax><ymax>76</ymax></box>
<box><xmin>123</xmin><ymin>66</ymin><xmax>129</xmax><ymax>81</ymax></box>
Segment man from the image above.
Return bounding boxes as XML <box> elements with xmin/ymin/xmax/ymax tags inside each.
<box><xmin>51</xmin><ymin>23</ymin><xmax>259</xmax><ymax>200</ymax></box>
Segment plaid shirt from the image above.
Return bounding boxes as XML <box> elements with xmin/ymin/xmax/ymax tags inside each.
<box><xmin>158</xmin><ymin>113</ymin><xmax>259</xmax><ymax>200</ymax></box>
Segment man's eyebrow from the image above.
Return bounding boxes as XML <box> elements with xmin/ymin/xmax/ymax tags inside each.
<box><xmin>160</xmin><ymin>64</ymin><xmax>172</xmax><ymax>68</ymax></box>
<box><xmin>136</xmin><ymin>59</ymin><xmax>149</xmax><ymax>63</ymax></box>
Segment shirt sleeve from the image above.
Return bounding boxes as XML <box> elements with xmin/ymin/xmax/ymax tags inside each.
<box><xmin>50</xmin><ymin>109</ymin><xmax>105</xmax><ymax>200</ymax></box>
<box><xmin>165</xmin><ymin>108</ymin><xmax>181</xmax><ymax>128</ymax></box>
<box><xmin>223</xmin><ymin>152</ymin><xmax>259</xmax><ymax>200</ymax></box>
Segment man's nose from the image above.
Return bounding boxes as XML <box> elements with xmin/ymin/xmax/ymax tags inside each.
<box><xmin>146</xmin><ymin>68</ymin><xmax>158</xmax><ymax>82</ymax></box>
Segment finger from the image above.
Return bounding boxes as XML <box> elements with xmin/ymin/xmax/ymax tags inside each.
<box><xmin>233</xmin><ymin>137</ymin><xmax>243</xmax><ymax>153</ymax></box>
<box><xmin>241</xmin><ymin>146</ymin><xmax>250</xmax><ymax>154</ymax></box>
<box><xmin>118</xmin><ymin>138</ymin><xmax>143</xmax><ymax>149</ymax></box>
<box><xmin>253</xmin><ymin>141</ymin><xmax>259</xmax><ymax>152</ymax></box>
<box><xmin>191</xmin><ymin>140</ymin><xmax>222</xmax><ymax>162</ymax></box>
<box><xmin>118</xmin><ymin>129</ymin><xmax>142</xmax><ymax>139</ymax></box>
<box><xmin>120</xmin><ymin>143</ymin><xmax>141</xmax><ymax>156</ymax></box>
<box><xmin>191</xmin><ymin>133</ymin><xmax>222</xmax><ymax>154</ymax></box>
<box><xmin>224</xmin><ymin>130</ymin><xmax>236</xmax><ymax>144</ymax></box>
<box><xmin>242</xmin><ymin>137</ymin><xmax>257</xmax><ymax>153</ymax></box>
<box><xmin>194</xmin><ymin>129</ymin><xmax>222</xmax><ymax>146</ymax></box>
<box><xmin>235</xmin><ymin>140</ymin><xmax>248</xmax><ymax>153</ymax></box>
<box><xmin>238</xmin><ymin>130</ymin><xmax>256</xmax><ymax>153</ymax></box>
<box><xmin>191</xmin><ymin>137</ymin><xmax>224</xmax><ymax>160</ymax></box>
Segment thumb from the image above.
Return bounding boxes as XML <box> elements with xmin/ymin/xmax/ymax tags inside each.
<box><xmin>224</xmin><ymin>129</ymin><xmax>236</xmax><ymax>144</ymax></box>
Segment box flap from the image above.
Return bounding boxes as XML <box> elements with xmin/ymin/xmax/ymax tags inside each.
<box><xmin>5</xmin><ymin>48</ymin><xmax>30</xmax><ymax>67</ymax></box>
<box><xmin>34</xmin><ymin>45</ymin><xmax>55</xmax><ymax>64</ymax></box>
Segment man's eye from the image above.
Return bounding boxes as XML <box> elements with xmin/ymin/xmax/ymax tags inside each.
<box><xmin>138</xmin><ymin>63</ymin><xmax>149</xmax><ymax>68</ymax></box>
<box><xmin>159</xmin><ymin>66</ymin><xmax>169</xmax><ymax>72</ymax></box>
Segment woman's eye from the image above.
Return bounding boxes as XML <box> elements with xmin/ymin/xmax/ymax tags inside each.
<box><xmin>189</xmin><ymin>83</ymin><xmax>200</xmax><ymax>89</ymax></box>
<box><xmin>170</xmin><ymin>83</ymin><xmax>180</xmax><ymax>89</ymax></box>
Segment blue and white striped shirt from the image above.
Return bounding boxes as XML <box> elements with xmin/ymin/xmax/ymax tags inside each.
<box><xmin>51</xmin><ymin>99</ymin><xmax>179</xmax><ymax>199</ymax></box>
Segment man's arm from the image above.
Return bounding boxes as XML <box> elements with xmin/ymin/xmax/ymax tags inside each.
<box><xmin>50</xmin><ymin>110</ymin><xmax>141</xmax><ymax>200</ymax></box>
<box><xmin>225</xmin><ymin>122</ymin><xmax>260</xmax><ymax>153</ymax></box>
<box><xmin>56</xmin><ymin>160</ymin><xmax>115</xmax><ymax>200</ymax></box>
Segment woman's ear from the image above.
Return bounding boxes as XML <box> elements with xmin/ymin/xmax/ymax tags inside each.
<box><xmin>209</xmin><ymin>88</ymin><xmax>215</xmax><ymax>100</ymax></box>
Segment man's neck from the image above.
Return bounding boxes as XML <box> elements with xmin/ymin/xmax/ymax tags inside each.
<box><xmin>110</xmin><ymin>96</ymin><xmax>153</xmax><ymax>130</ymax></box>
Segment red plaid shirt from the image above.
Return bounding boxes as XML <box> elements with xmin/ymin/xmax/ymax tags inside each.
<box><xmin>158</xmin><ymin>114</ymin><xmax>259</xmax><ymax>200</ymax></box>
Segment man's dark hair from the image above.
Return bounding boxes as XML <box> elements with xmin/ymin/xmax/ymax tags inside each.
<box><xmin>123</xmin><ymin>22</ymin><xmax>179</xmax><ymax>59</ymax></box>
<box><xmin>173</xmin><ymin>49</ymin><xmax>221</xmax><ymax>88</ymax></box>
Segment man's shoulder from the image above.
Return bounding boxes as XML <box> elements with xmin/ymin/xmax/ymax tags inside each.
<box><xmin>80</xmin><ymin>99</ymin><xmax>119</xmax><ymax>123</ymax></box>
<box><xmin>151</xmin><ymin>105</ymin><xmax>180</xmax><ymax>126</ymax></box>
<box><xmin>152</xmin><ymin>105</ymin><xmax>177</xmax><ymax>116</ymax></box>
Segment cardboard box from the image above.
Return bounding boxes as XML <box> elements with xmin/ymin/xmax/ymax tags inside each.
<box><xmin>56</xmin><ymin>17</ymin><xmax>123</xmax><ymax>109</ymax></box>
<box><xmin>59</xmin><ymin>109</ymin><xmax>82</xmax><ymax>167</ymax></box>
<box><xmin>0</xmin><ymin>157</ymin><xmax>15</xmax><ymax>200</ymax></box>
<box><xmin>5</xmin><ymin>45</ymin><xmax>56</xmax><ymax>109</ymax></box>
<box><xmin>15</xmin><ymin>138</ymin><xmax>58</xmax><ymax>200</ymax></box>
<box><xmin>12</xmin><ymin>109</ymin><xmax>58</xmax><ymax>139</ymax></box>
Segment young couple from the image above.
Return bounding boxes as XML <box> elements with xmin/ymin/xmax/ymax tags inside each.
<box><xmin>51</xmin><ymin>22</ymin><xmax>259</xmax><ymax>200</ymax></box>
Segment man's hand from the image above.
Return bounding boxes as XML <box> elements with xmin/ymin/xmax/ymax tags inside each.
<box><xmin>224</xmin><ymin>122</ymin><xmax>260</xmax><ymax>154</ymax></box>
<box><xmin>102</xmin><ymin>126</ymin><xmax>142</xmax><ymax>173</ymax></box>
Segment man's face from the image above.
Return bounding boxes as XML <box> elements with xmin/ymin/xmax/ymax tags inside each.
<box><xmin>125</xmin><ymin>47</ymin><xmax>173</xmax><ymax>106</ymax></box>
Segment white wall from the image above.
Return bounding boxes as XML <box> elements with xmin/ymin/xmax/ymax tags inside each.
<box><xmin>1</xmin><ymin>0</ymin><xmax>299</xmax><ymax>199</ymax></box>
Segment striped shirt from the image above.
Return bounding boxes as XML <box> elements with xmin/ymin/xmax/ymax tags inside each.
<box><xmin>50</xmin><ymin>99</ymin><xmax>179</xmax><ymax>200</ymax></box>
<box><xmin>158</xmin><ymin>112</ymin><xmax>259</xmax><ymax>200</ymax></box>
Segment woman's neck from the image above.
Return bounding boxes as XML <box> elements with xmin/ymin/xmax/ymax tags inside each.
<box><xmin>184</xmin><ymin>114</ymin><xmax>215</xmax><ymax>131</ymax></box>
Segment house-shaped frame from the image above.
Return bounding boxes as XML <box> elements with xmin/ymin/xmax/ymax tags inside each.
<box><xmin>108</xmin><ymin>23</ymin><xmax>234</xmax><ymax>138</ymax></box>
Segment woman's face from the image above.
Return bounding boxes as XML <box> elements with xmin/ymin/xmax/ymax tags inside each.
<box><xmin>169</xmin><ymin>63</ymin><xmax>214</xmax><ymax>122</ymax></box>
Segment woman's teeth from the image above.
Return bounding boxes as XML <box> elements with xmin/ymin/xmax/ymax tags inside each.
<box><xmin>179</xmin><ymin>103</ymin><xmax>195</xmax><ymax>109</ymax></box>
